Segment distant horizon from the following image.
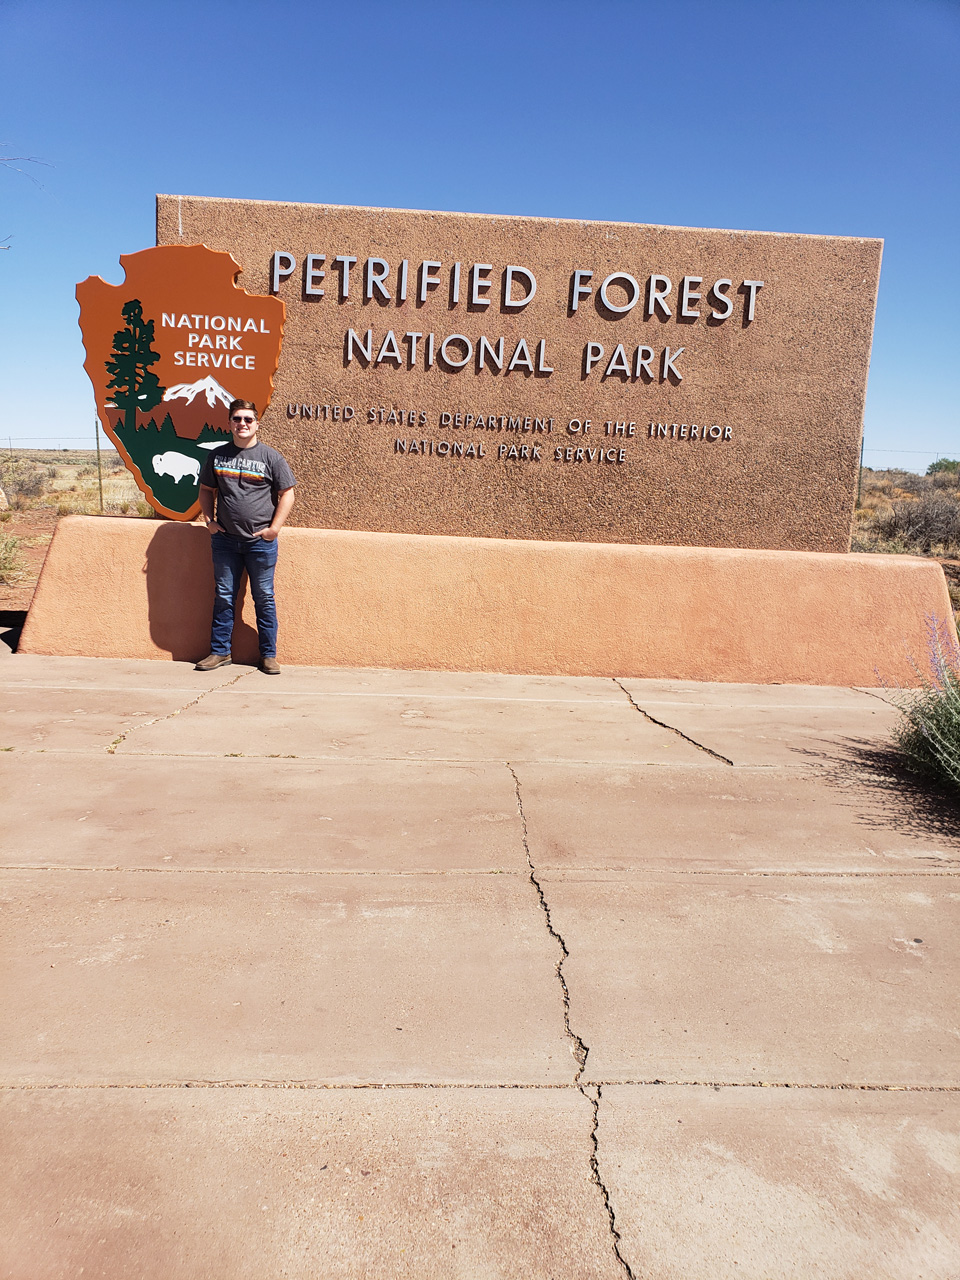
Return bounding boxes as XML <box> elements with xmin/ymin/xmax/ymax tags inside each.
<box><xmin>5</xmin><ymin>440</ymin><xmax>954</xmax><ymax>481</ymax></box>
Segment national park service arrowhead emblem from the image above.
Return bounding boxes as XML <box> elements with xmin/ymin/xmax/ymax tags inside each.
<box><xmin>77</xmin><ymin>245</ymin><xmax>285</xmax><ymax>519</ymax></box>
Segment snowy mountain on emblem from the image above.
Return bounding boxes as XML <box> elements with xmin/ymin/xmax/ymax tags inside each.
<box><xmin>162</xmin><ymin>377</ymin><xmax>235</xmax><ymax>409</ymax></box>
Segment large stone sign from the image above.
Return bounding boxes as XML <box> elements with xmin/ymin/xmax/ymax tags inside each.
<box><xmin>31</xmin><ymin>199</ymin><xmax>948</xmax><ymax>684</ymax></box>
<box><xmin>156</xmin><ymin>196</ymin><xmax>880</xmax><ymax>551</ymax></box>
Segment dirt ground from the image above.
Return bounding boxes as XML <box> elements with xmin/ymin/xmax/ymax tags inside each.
<box><xmin>0</xmin><ymin>450</ymin><xmax>148</xmax><ymax>613</ymax></box>
<box><xmin>0</xmin><ymin>507</ymin><xmax>61</xmax><ymax>612</ymax></box>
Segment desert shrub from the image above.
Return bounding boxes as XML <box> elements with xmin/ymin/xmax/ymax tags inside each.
<box><xmin>873</xmin><ymin>468</ymin><xmax>925</xmax><ymax>497</ymax></box>
<box><xmin>0</xmin><ymin>531</ymin><xmax>25</xmax><ymax>584</ymax></box>
<box><xmin>0</xmin><ymin>459</ymin><xmax>45</xmax><ymax>500</ymax></box>
<box><xmin>872</xmin><ymin>495</ymin><xmax>960</xmax><ymax>555</ymax></box>
<box><xmin>854</xmin><ymin>468</ymin><xmax>960</xmax><ymax>558</ymax></box>
<box><xmin>890</xmin><ymin>618</ymin><xmax>960</xmax><ymax>791</ymax></box>
<box><xmin>136</xmin><ymin>500</ymin><xmax>158</xmax><ymax>517</ymax></box>
<box><xmin>927</xmin><ymin>459</ymin><xmax>960</xmax><ymax>475</ymax></box>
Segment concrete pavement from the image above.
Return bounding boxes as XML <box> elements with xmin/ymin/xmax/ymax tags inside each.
<box><xmin>1</xmin><ymin>655</ymin><xmax>959</xmax><ymax>1278</ymax></box>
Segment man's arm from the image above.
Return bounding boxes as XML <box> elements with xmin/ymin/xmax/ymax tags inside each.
<box><xmin>258</xmin><ymin>487</ymin><xmax>295</xmax><ymax>541</ymax></box>
<box><xmin>199</xmin><ymin>484</ymin><xmax>223</xmax><ymax>533</ymax></box>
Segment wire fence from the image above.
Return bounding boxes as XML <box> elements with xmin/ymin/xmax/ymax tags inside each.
<box><xmin>4</xmin><ymin>437</ymin><xmax>955</xmax><ymax>470</ymax></box>
<box><xmin>2</xmin><ymin>423</ymin><xmax>116</xmax><ymax>513</ymax></box>
<box><xmin>862</xmin><ymin>449</ymin><xmax>959</xmax><ymax>472</ymax></box>
<box><xmin>4</xmin><ymin>438</ymin><xmax>120</xmax><ymax>450</ymax></box>
<box><xmin>864</xmin><ymin>449</ymin><xmax>958</xmax><ymax>457</ymax></box>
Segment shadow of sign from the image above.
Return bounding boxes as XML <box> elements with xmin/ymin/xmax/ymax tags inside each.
<box><xmin>143</xmin><ymin>522</ymin><xmax>258</xmax><ymax>663</ymax></box>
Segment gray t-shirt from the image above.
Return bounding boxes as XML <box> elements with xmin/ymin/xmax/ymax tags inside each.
<box><xmin>200</xmin><ymin>442</ymin><xmax>296</xmax><ymax>540</ymax></box>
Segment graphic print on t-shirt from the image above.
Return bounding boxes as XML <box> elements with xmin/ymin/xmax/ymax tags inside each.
<box><xmin>212</xmin><ymin>453</ymin><xmax>268</xmax><ymax>483</ymax></box>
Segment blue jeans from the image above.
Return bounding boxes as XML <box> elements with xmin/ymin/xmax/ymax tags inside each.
<box><xmin>210</xmin><ymin>533</ymin><xmax>279</xmax><ymax>658</ymax></box>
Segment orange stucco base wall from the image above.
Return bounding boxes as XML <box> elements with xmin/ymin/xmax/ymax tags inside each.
<box><xmin>18</xmin><ymin>515</ymin><xmax>955</xmax><ymax>685</ymax></box>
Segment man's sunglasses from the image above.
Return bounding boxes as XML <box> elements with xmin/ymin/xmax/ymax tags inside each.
<box><xmin>231</xmin><ymin>415</ymin><xmax>256</xmax><ymax>424</ymax></box>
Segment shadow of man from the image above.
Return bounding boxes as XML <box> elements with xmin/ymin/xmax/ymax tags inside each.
<box><xmin>143</xmin><ymin>521</ymin><xmax>259</xmax><ymax>664</ymax></box>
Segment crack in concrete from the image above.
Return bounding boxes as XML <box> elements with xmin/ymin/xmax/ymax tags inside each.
<box><xmin>4</xmin><ymin>683</ymin><xmax>629</xmax><ymax>706</ymax></box>
<box><xmin>0</xmin><ymin>1081</ymin><xmax>580</xmax><ymax>1091</ymax></box>
<box><xmin>579</xmin><ymin>1081</ymin><xmax>637</xmax><ymax>1278</ymax></box>
<box><xmin>4</xmin><ymin>1079</ymin><xmax>958</xmax><ymax>1092</ymax></box>
<box><xmin>592</xmin><ymin>1079</ymin><xmax>960</xmax><ymax>1091</ymax></box>
<box><xmin>508</xmin><ymin>763</ymin><xmax>636</xmax><ymax>1280</ymax></box>
<box><xmin>104</xmin><ymin>669</ymin><xmax>252</xmax><ymax>754</ymax></box>
<box><xmin>0</xmin><ymin>864</ymin><xmax>528</xmax><ymax>876</ymax></box>
<box><xmin>3</xmin><ymin>864</ymin><xmax>956</xmax><ymax>879</ymax></box>
<box><xmin>5</xmin><ymin>745</ymin><xmax>833</xmax><ymax>770</ymax></box>
<box><xmin>108</xmin><ymin>749</ymin><xmax>742</xmax><ymax>766</ymax></box>
<box><xmin>854</xmin><ymin>686</ymin><xmax>897</xmax><ymax>707</ymax></box>
<box><xmin>612</xmin><ymin>678</ymin><xmax>734</xmax><ymax>765</ymax></box>
<box><xmin>533</xmin><ymin>868</ymin><xmax>960</xmax><ymax>879</ymax></box>
<box><xmin>506</xmin><ymin>765</ymin><xmax>587</xmax><ymax>1076</ymax></box>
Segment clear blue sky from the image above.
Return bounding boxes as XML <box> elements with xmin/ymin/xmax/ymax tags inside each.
<box><xmin>1</xmin><ymin>0</ymin><xmax>957</xmax><ymax>469</ymax></box>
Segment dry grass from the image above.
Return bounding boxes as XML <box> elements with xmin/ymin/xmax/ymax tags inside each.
<box><xmin>853</xmin><ymin>468</ymin><xmax>960</xmax><ymax>558</ymax></box>
<box><xmin>853</xmin><ymin>467</ymin><xmax>960</xmax><ymax>624</ymax></box>
<box><xmin>0</xmin><ymin>531</ymin><xmax>26</xmax><ymax>585</ymax></box>
<box><xmin>0</xmin><ymin>451</ymin><xmax>154</xmax><ymax>518</ymax></box>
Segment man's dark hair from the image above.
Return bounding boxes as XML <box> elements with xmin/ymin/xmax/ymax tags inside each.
<box><xmin>228</xmin><ymin>399</ymin><xmax>257</xmax><ymax>416</ymax></box>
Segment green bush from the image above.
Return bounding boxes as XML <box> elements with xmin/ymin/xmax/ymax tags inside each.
<box><xmin>891</xmin><ymin>618</ymin><xmax>960</xmax><ymax>790</ymax></box>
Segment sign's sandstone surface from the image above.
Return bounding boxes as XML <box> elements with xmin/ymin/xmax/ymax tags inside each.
<box><xmin>157</xmin><ymin>195</ymin><xmax>882</xmax><ymax>551</ymax></box>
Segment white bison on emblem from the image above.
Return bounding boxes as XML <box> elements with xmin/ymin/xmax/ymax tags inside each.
<box><xmin>152</xmin><ymin>451</ymin><xmax>201</xmax><ymax>484</ymax></box>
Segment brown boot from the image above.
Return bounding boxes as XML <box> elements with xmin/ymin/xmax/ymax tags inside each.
<box><xmin>195</xmin><ymin>653</ymin><xmax>231</xmax><ymax>671</ymax></box>
<box><xmin>259</xmin><ymin>656</ymin><xmax>281</xmax><ymax>675</ymax></box>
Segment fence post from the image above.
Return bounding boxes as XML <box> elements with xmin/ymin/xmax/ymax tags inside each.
<box><xmin>856</xmin><ymin>438</ymin><xmax>864</xmax><ymax>510</ymax></box>
<box><xmin>95</xmin><ymin>417</ymin><xmax>104</xmax><ymax>514</ymax></box>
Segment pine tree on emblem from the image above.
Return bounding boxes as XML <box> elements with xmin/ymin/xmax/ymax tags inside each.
<box><xmin>105</xmin><ymin>299</ymin><xmax>164</xmax><ymax>432</ymax></box>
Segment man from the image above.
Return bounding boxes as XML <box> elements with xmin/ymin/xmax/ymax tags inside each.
<box><xmin>195</xmin><ymin>400</ymin><xmax>296</xmax><ymax>675</ymax></box>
